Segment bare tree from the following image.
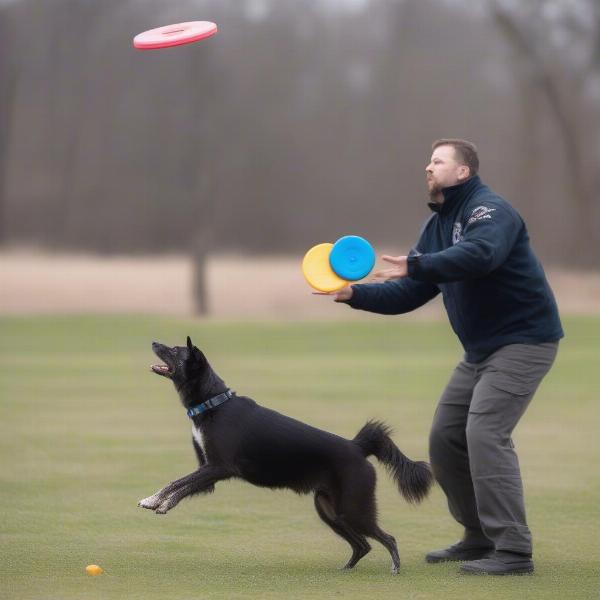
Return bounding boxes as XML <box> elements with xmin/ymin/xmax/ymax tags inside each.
<box><xmin>2</xmin><ymin>0</ymin><xmax>597</xmax><ymax>297</ymax></box>
<box><xmin>0</xmin><ymin>6</ymin><xmax>18</xmax><ymax>244</ymax></box>
<box><xmin>487</xmin><ymin>0</ymin><xmax>600</xmax><ymax>262</ymax></box>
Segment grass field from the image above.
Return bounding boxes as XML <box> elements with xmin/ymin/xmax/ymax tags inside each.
<box><xmin>1</xmin><ymin>315</ymin><xmax>598</xmax><ymax>599</ymax></box>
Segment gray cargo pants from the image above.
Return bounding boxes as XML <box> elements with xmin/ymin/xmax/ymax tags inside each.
<box><xmin>429</xmin><ymin>342</ymin><xmax>559</xmax><ymax>555</ymax></box>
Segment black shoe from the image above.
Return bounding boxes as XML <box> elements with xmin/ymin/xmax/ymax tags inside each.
<box><xmin>425</xmin><ymin>541</ymin><xmax>494</xmax><ymax>563</ymax></box>
<box><xmin>460</xmin><ymin>551</ymin><xmax>534</xmax><ymax>575</ymax></box>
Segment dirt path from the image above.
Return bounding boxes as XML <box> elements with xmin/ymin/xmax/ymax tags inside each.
<box><xmin>1</xmin><ymin>250</ymin><xmax>598</xmax><ymax>318</ymax></box>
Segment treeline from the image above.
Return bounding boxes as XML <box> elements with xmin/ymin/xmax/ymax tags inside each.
<box><xmin>0</xmin><ymin>0</ymin><xmax>598</xmax><ymax>266</ymax></box>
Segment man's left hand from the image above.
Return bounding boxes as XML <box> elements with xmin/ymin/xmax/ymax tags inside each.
<box><xmin>371</xmin><ymin>255</ymin><xmax>409</xmax><ymax>281</ymax></box>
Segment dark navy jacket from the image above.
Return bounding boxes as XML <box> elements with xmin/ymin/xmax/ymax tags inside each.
<box><xmin>347</xmin><ymin>176</ymin><xmax>563</xmax><ymax>363</ymax></box>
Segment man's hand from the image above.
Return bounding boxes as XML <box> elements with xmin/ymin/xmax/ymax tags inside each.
<box><xmin>333</xmin><ymin>286</ymin><xmax>353</xmax><ymax>302</ymax></box>
<box><xmin>371</xmin><ymin>255</ymin><xmax>408</xmax><ymax>282</ymax></box>
<box><xmin>312</xmin><ymin>286</ymin><xmax>354</xmax><ymax>301</ymax></box>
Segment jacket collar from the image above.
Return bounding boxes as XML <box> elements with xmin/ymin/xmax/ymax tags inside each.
<box><xmin>427</xmin><ymin>175</ymin><xmax>482</xmax><ymax>215</ymax></box>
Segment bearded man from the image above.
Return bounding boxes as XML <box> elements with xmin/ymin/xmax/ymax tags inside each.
<box><xmin>333</xmin><ymin>139</ymin><xmax>563</xmax><ymax>575</ymax></box>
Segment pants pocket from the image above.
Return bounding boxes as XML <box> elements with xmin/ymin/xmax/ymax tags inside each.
<box><xmin>484</xmin><ymin>343</ymin><xmax>558</xmax><ymax>397</ymax></box>
<box><xmin>488</xmin><ymin>372</ymin><xmax>533</xmax><ymax>396</ymax></box>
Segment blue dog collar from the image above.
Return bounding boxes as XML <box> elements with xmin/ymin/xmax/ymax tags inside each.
<box><xmin>187</xmin><ymin>389</ymin><xmax>234</xmax><ymax>418</ymax></box>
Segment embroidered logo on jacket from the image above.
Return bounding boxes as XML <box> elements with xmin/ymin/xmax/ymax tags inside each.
<box><xmin>452</xmin><ymin>222</ymin><xmax>463</xmax><ymax>245</ymax></box>
<box><xmin>467</xmin><ymin>206</ymin><xmax>496</xmax><ymax>225</ymax></box>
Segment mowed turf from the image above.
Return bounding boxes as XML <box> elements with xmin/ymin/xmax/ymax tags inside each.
<box><xmin>0</xmin><ymin>315</ymin><xmax>598</xmax><ymax>600</ymax></box>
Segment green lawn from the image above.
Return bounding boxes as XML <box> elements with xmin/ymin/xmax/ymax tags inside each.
<box><xmin>1</xmin><ymin>315</ymin><xmax>598</xmax><ymax>599</ymax></box>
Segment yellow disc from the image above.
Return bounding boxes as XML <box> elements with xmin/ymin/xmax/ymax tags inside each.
<box><xmin>86</xmin><ymin>565</ymin><xmax>103</xmax><ymax>576</ymax></box>
<box><xmin>302</xmin><ymin>243</ymin><xmax>348</xmax><ymax>292</ymax></box>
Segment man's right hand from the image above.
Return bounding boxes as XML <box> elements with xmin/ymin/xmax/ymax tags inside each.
<box><xmin>333</xmin><ymin>286</ymin><xmax>353</xmax><ymax>302</ymax></box>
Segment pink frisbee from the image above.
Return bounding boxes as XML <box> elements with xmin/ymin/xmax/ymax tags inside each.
<box><xmin>133</xmin><ymin>21</ymin><xmax>218</xmax><ymax>50</ymax></box>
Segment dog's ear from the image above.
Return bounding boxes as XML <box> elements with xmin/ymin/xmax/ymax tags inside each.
<box><xmin>186</xmin><ymin>336</ymin><xmax>205</xmax><ymax>363</ymax></box>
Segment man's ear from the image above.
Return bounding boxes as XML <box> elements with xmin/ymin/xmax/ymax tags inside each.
<box><xmin>458</xmin><ymin>165</ymin><xmax>470</xmax><ymax>181</ymax></box>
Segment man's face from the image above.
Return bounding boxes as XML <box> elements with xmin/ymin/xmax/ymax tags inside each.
<box><xmin>425</xmin><ymin>145</ymin><xmax>470</xmax><ymax>199</ymax></box>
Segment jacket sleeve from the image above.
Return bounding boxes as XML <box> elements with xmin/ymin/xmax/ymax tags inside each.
<box><xmin>407</xmin><ymin>202</ymin><xmax>521</xmax><ymax>283</ymax></box>
<box><xmin>345</xmin><ymin>278</ymin><xmax>440</xmax><ymax>315</ymax></box>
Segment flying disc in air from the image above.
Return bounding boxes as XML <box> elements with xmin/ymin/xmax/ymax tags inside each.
<box><xmin>329</xmin><ymin>235</ymin><xmax>376</xmax><ymax>281</ymax></box>
<box><xmin>133</xmin><ymin>21</ymin><xmax>218</xmax><ymax>50</ymax></box>
<box><xmin>302</xmin><ymin>243</ymin><xmax>348</xmax><ymax>293</ymax></box>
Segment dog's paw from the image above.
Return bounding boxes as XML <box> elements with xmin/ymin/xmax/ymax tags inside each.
<box><xmin>155</xmin><ymin>495</ymin><xmax>179</xmax><ymax>514</ymax></box>
<box><xmin>138</xmin><ymin>493</ymin><xmax>163</xmax><ymax>510</ymax></box>
<box><xmin>155</xmin><ymin>502</ymin><xmax>171</xmax><ymax>515</ymax></box>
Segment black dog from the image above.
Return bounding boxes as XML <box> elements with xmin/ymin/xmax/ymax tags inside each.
<box><xmin>139</xmin><ymin>337</ymin><xmax>433</xmax><ymax>573</ymax></box>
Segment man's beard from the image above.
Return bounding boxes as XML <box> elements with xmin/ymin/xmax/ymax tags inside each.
<box><xmin>427</xmin><ymin>179</ymin><xmax>443</xmax><ymax>201</ymax></box>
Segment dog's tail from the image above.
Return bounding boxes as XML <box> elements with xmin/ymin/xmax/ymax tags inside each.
<box><xmin>353</xmin><ymin>420</ymin><xmax>433</xmax><ymax>504</ymax></box>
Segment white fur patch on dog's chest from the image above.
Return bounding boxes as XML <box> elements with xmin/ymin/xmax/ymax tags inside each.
<box><xmin>192</xmin><ymin>424</ymin><xmax>206</xmax><ymax>452</ymax></box>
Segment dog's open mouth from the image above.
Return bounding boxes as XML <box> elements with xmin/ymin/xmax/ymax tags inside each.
<box><xmin>151</xmin><ymin>341</ymin><xmax>176</xmax><ymax>378</ymax></box>
<box><xmin>151</xmin><ymin>363</ymin><xmax>172</xmax><ymax>375</ymax></box>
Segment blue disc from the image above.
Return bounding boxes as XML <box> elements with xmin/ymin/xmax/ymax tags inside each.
<box><xmin>329</xmin><ymin>235</ymin><xmax>376</xmax><ymax>281</ymax></box>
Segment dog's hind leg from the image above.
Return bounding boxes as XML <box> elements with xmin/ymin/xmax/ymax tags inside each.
<box><xmin>341</xmin><ymin>500</ymin><xmax>400</xmax><ymax>574</ymax></box>
<box><xmin>369</xmin><ymin>526</ymin><xmax>400</xmax><ymax>575</ymax></box>
<box><xmin>314</xmin><ymin>491</ymin><xmax>371</xmax><ymax>570</ymax></box>
<box><xmin>336</xmin><ymin>463</ymin><xmax>401</xmax><ymax>575</ymax></box>
<box><xmin>341</xmin><ymin>507</ymin><xmax>400</xmax><ymax>575</ymax></box>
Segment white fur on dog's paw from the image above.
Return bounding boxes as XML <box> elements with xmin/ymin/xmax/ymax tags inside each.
<box><xmin>138</xmin><ymin>493</ymin><xmax>163</xmax><ymax>510</ymax></box>
<box><xmin>155</xmin><ymin>495</ymin><xmax>177</xmax><ymax>514</ymax></box>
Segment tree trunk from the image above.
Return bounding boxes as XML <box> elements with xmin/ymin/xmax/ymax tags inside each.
<box><xmin>191</xmin><ymin>233</ymin><xmax>210</xmax><ymax>316</ymax></box>
<box><xmin>490</xmin><ymin>1</ymin><xmax>598</xmax><ymax>266</ymax></box>
<box><xmin>0</xmin><ymin>12</ymin><xmax>17</xmax><ymax>246</ymax></box>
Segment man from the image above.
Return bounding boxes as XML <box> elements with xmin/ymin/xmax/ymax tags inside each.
<box><xmin>332</xmin><ymin>139</ymin><xmax>563</xmax><ymax>575</ymax></box>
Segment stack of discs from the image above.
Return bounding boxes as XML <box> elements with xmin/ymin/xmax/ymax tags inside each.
<box><xmin>302</xmin><ymin>236</ymin><xmax>376</xmax><ymax>292</ymax></box>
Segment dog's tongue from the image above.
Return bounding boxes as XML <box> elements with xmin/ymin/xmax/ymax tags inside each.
<box><xmin>151</xmin><ymin>364</ymin><xmax>170</xmax><ymax>374</ymax></box>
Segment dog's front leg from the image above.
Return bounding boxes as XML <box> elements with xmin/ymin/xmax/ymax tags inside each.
<box><xmin>154</xmin><ymin>465</ymin><xmax>230</xmax><ymax>514</ymax></box>
<box><xmin>138</xmin><ymin>470</ymin><xmax>205</xmax><ymax>510</ymax></box>
<box><xmin>138</xmin><ymin>490</ymin><xmax>166</xmax><ymax>510</ymax></box>
<box><xmin>139</xmin><ymin>466</ymin><xmax>230</xmax><ymax>513</ymax></box>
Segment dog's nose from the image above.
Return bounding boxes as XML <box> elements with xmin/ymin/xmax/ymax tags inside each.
<box><xmin>152</xmin><ymin>341</ymin><xmax>159</xmax><ymax>349</ymax></box>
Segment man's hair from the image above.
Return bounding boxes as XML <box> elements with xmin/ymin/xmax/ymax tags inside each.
<box><xmin>432</xmin><ymin>138</ymin><xmax>479</xmax><ymax>177</ymax></box>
